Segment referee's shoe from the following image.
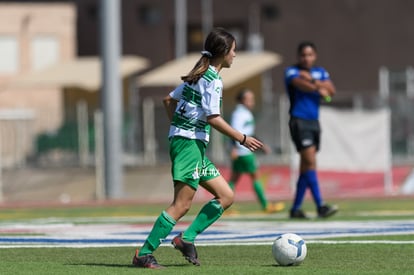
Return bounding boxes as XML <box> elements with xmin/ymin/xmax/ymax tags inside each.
<box><xmin>317</xmin><ymin>204</ymin><xmax>338</xmax><ymax>218</ymax></box>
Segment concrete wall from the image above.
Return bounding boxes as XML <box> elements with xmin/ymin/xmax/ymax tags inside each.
<box><xmin>0</xmin><ymin>3</ymin><xmax>76</xmax><ymax>134</ymax></box>
<box><xmin>0</xmin><ymin>3</ymin><xmax>76</xmax><ymax>165</ymax></box>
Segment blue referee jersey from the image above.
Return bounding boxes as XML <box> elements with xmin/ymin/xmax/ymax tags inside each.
<box><xmin>284</xmin><ymin>65</ymin><xmax>330</xmax><ymax>120</ymax></box>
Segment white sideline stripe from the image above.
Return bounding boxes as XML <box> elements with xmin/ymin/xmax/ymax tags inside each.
<box><xmin>1</xmin><ymin>240</ymin><xmax>414</xmax><ymax>249</ymax></box>
<box><xmin>195</xmin><ymin>240</ymin><xmax>414</xmax><ymax>246</ymax></box>
<box><xmin>2</xmin><ymin>220</ymin><xmax>414</xmax><ymax>248</ymax></box>
<box><xmin>305</xmin><ymin>240</ymin><xmax>414</xmax><ymax>244</ymax></box>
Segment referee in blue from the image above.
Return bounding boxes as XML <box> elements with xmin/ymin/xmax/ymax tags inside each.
<box><xmin>284</xmin><ymin>41</ymin><xmax>338</xmax><ymax>219</ymax></box>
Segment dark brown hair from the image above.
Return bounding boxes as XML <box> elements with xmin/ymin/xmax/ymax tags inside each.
<box><xmin>297</xmin><ymin>41</ymin><xmax>317</xmax><ymax>55</ymax></box>
<box><xmin>181</xmin><ymin>28</ymin><xmax>235</xmax><ymax>84</ymax></box>
<box><xmin>236</xmin><ymin>88</ymin><xmax>251</xmax><ymax>103</ymax></box>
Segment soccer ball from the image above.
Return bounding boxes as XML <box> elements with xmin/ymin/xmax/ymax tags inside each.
<box><xmin>272</xmin><ymin>233</ymin><xmax>307</xmax><ymax>266</ymax></box>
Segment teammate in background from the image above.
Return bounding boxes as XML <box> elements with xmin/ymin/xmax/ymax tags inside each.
<box><xmin>132</xmin><ymin>28</ymin><xmax>263</xmax><ymax>269</ymax></box>
<box><xmin>228</xmin><ymin>88</ymin><xmax>285</xmax><ymax>213</ymax></box>
<box><xmin>284</xmin><ymin>41</ymin><xmax>338</xmax><ymax>219</ymax></box>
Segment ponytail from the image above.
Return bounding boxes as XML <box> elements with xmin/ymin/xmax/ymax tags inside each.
<box><xmin>181</xmin><ymin>55</ymin><xmax>211</xmax><ymax>85</ymax></box>
<box><xmin>181</xmin><ymin>28</ymin><xmax>235</xmax><ymax>85</ymax></box>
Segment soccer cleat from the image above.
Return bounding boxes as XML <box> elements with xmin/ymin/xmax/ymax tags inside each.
<box><xmin>290</xmin><ymin>209</ymin><xmax>308</xmax><ymax>219</ymax></box>
<box><xmin>171</xmin><ymin>233</ymin><xmax>201</xmax><ymax>266</ymax></box>
<box><xmin>132</xmin><ymin>249</ymin><xmax>164</xmax><ymax>269</ymax></box>
<box><xmin>264</xmin><ymin>202</ymin><xmax>285</xmax><ymax>213</ymax></box>
<box><xmin>317</xmin><ymin>204</ymin><xmax>338</xmax><ymax>218</ymax></box>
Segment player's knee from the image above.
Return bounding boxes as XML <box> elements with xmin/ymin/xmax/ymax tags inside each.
<box><xmin>220</xmin><ymin>191</ymin><xmax>234</xmax><ymax>210</ymax></box>
<box><xmin>180</xmin><ymin>201</ymin><xmax>192</xmax><ymax>214</ymax></box>
<box><xmin>170</xmin><ymin>200</ymin><xmax>192</xmax><ymax>218</ymax></box>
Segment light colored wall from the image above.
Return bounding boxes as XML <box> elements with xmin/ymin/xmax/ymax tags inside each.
<box><xmin>0</xmin><ymin>3</ymin><xmax>76</xmax><ymax>165</ymax></box>
<box><xmin>0</xmin><ymin>3</ymin><xmax>76</xmax><ymax>132</ymax></box>
<box><xmin>0</xmin><ymin>3</ymin><xmax>76</xmax><ymax>79</ymax></box>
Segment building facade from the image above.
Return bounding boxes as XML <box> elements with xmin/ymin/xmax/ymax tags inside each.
<box><xmin>2</xmin><ymin>0</ymin><xmax>414</xmax><ymax>163</ymax></box>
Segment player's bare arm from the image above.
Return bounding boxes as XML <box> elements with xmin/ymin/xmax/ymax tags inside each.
<box><xmin>291</xmin><ymin>76</ymin><xmax>319</xmax><ymax>92</ymax></box>
<box><xmin>230</xmin><ymin>147</ymin><xmax>238</xmax><ymax>160</ymax></box>
<box><xmin>207</xmin><ymin>114</ymin><xmax>263</xmax><ymax>151</ymax></box>
<box><xmin>162</xmin><ymin>95</ymin><xmax>178</xmax><ymax>122</ymax></box>
<box><xmin>314</xmin><ymin>79</ymin><xmax>336</xmax><ymax>96</ymax></box>
<box><xmin>300</xmin><ymin>70</ymin><xmax>336</xmax><ymax>95</ymax></box>
<box><xmin>292</xmin><ymin>76</ymin><xmax>335</xmax><ymax>97</ymax></box>
<box><xmin>298</xmin><ymin>70</ymin><xmax>313</xmax><ymax>81</ymax></box>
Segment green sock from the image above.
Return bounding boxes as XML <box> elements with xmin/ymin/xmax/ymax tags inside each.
<box><xmin>138</xmin><ymin>211</ymin><xmax>176</xmax><ymax>256</ymax></box>
<box><xmin>253</xmin><ymin>180</ymin><xmax>268</xmax><ymax>210</ymax></box>
<box><xmin>228</xmin><ymin>181</ymin><xmax>235</xmax><ymax>190</ymax></box>
<box><xmin>183</xmin><ymin>199</ymin><xmax>224</xmax><ymax>243</ymax></box>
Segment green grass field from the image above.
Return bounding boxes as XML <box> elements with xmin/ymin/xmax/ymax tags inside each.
<box><xmin>1</xmin><ymin>243</ymin><xmax>414</xmax><ymax>275</ymax></box>
<box><xmin>1</xmin><ymin>197</ymin><xmax>414</xmax><ymax>274</ymax></box>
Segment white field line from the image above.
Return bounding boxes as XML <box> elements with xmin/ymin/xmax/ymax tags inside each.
<box><xmin>1</xmin><ymin>240</ymin><xmax>414</xmax><ymax>249</ymax></box>
<box><xmin>2</xmin><ymin>220</ymin><xmax>414</xmax><ymax>248</ymax></box>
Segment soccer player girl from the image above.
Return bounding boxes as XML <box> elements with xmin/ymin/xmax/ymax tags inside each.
<box><xmin>284</xmin><ymin>41</ymin><xmax>338</xmax><ymax>219</ymax></box>
<box><xmin>228</xmin><ymin>88</ymin><xmax>284</xmax><ymax>213</ymax></box>
<box><xmin>133</xmin><ymin>28</ymin><xmax>263</xmax><ymax>269</ymax></box>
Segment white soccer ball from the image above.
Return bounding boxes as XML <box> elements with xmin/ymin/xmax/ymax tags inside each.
<box><xmin>272</xmin><ymin>233</ymin><xmax>307</xmax><ymax>266</ymax></box>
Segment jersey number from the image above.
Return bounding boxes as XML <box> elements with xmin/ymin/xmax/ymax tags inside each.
<box><xmin>178</xmin><ymin>102</ymin><xmax>187</xmax><ymax>116</ymax></box>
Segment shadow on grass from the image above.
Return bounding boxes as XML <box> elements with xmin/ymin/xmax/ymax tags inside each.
<box><xmin>66</xmin><ymin>263</ymin><xmax>190</xmax><ymax>268</ymax></box>
<box><xmin>269</xmin><ymin>264</ymin><xmax>303</xmax><ymax>268</ymax></box>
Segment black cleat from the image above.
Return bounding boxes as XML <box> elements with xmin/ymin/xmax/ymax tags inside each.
<box><xmin>290</xmin><ymin>209</ymin><xmax>308</xmax><ymax>219</ymax></box>
<box><xmin>132</xmin><ymin>250</ymin><xmax>164</xmax><ymax>269</ymax></box>
<box><xmin>318</xmin><ymin>204</ymin><xmax>338</xmax><ymax>218</ymax></box>
<box><xmin>171</xmin><ymin>233</ymin><xmax>201</xmax><ymax>266</ymax></box>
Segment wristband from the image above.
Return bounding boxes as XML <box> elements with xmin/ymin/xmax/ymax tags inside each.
<box><xmin>240</xmin><ymin>134</ymin><xmax>247</xmax><ymax>145</ymax></box>
<box><xmin>324</xmin><ymin>96</ymin><xmax>332</xmax><ymax>102</ymax></box>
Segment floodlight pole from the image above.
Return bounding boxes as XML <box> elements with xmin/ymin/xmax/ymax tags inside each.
<box><xmin>175</xmin><ymin>0</ymin><xmax>187</xmax><ymax>58</ymax></box>
<box><xmin>100</xmin><ymin>0</ymin><xmax>123</xmax><ymax>199</ymax></box>
<box><xmin>201</xmin><ymin>0</ymin><xmax>213</xmax><ymax>41</ymax></box>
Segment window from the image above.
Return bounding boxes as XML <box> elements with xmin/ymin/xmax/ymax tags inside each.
<box><xmin>31</xmin><ymin>36</ymin><xmax>59</xmax><ymax>71</ymax></box>
<box><xmin>137</xmin><ymin>4</ymin><xmax>161</xmax><ymax>25</ymax></box>
<box><xmin>0</xmin><ymin>36</ymin><xmax>19</xmax><ymax>74</ymax></box>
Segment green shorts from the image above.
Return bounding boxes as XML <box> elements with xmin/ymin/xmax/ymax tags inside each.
<box><xmin>169</xmin><ymin>136</ymin><xmax>220</xmax><ymax>190</ymax></box>
<box><xmin>232</xmin><ymin>154</ymin><xmax>258</xmax><ymax>174</ymax></box>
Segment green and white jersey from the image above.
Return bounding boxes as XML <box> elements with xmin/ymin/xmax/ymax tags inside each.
<box><xmin>169</xmin><ymin>65</ymin><xmax>223</xmax><ymax>143</ymax></box>
<box><xmin>231</xmin><ymin>104</ymin><xmax>254</xmax><ymax>156</ymax></box>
